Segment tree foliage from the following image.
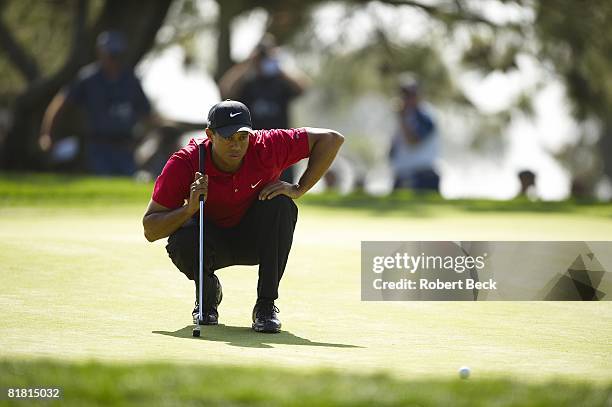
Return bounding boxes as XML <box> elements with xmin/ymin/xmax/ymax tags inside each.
<box><xmin>1</xmin><ymin>0</ymin><xmax>611</xmax><ymax>193</ymax></box>
<box><xmin>532</xmin><ymin>0</ymin><xmax>612</xmax><ymax>190</ymax></box>
<box><xmin>534</xmin><ymin>0</ymin><xmax>612</xmax><ymax>120</ymax></box>
<box><xmin>0</xmin><ymin>0</ymin><xmax>172</xmax><ymax>169</ymax></box>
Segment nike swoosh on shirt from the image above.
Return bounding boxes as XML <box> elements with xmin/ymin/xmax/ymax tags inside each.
<box><xmin>229</xmin><ymin>112</ymin><xmax>242</xmax><ymax>118</ymax></box>
<box><xmin>251</xmin><ymin>180</ymin><xmax>262</xmax><ymax>188</ymax></box>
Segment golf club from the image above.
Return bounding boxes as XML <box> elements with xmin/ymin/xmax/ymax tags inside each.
<box><xmin>192</xmin><ymin>142</ymin><xmax>206</xmax><ymax>337</ymax></box>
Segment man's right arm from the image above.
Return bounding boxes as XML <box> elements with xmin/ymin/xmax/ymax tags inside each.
<box><xmin>142</xmin><ymin>173</ymin><xmax>208</xmax><ymax>242</ymax></box>
<box><xmin>399</xmin><ymin>109</ymin><xmax>420</xmax><ymax>146</ymax></box>
<box><xmin>39</xmin><ymin>92</ymin><xmax>68</xmax><ymax>152</ymax></box>
<box><xmin>142</xmin><ymin>201</ymin><xmax>195</xmax><ymax>242</ymax></box>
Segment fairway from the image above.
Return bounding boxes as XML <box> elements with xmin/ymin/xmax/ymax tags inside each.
<box><xmin>1</xmin><ymin>175</ymin><xmax>611</xmax><ymax>404</ymax></box>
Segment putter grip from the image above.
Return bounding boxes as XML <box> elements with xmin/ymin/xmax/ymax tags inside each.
<box><xmin>199</xmin><ymin>143</ymin><xmax>206</xmax><ymax>203</ymax></box>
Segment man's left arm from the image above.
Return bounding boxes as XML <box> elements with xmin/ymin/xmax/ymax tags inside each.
<box><xmin>280</xmin><ymin>68</ymin><xmax>310</xmax><ymax>98</ymax></box>
<box><xmin>258</xmin><ymin>128</ymin><xmax>344</xmax><ymax>200</ymax></box>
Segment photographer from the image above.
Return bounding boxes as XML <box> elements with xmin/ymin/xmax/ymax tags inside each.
<box><xmin>219</xmin><ymin>33</ymin><xmax>309</xmax><ymax>183</ymax></box>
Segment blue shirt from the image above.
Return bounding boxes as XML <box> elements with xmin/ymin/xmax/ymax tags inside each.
<box><xmin>390</xmin><ymin>106</ymin><xmax>436</xmax><ymax>160</ymax></box>
<box><xmin>404</xmin><ymin>107</ymin><xmax>435</xmax><ymax>142</ymax></box>
<box><xmin>66</xmin><ymin>63</ymin><xmax>151</xmax><ymax>140</ymax></box>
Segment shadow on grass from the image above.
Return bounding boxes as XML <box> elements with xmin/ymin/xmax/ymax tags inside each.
<box><xmin>153</xmin><ymin>324</ymin><xmax>363</xmax><ymax>349</ymax></box>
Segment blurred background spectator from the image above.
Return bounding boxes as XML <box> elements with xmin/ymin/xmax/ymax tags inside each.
<box><xmin>388</xmin><ymin>74</ymin><xmax>440</xmax><ymax>192</ymax></box>
<box><xmin>39</xmin><ymin>31</ymin><xmax>157</xmax><ymax>176</ymax></box>
<box><xmin>517</xmin><ymin>170</ymin><xmax>537</xmax><ymax>200</ymax></box>
<box><xmin>1</xmin><ymin>1</ymin><xmax>610</xmax><ymax>201</ymax></box>
<box><xmin>218</xmin><ymin>33</ymin><xmax>309</xmax><ymax>183</ymax></box>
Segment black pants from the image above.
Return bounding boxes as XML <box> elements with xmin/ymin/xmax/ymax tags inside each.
<box><xmin>166</xmin><ymin>195</ymin><xmax>298</xmax><ymax>308</ymax></box>
<box><xmin>393</xmin><ymin>168</ymin><xmax>440</xmax><ymax>192</ymax></box>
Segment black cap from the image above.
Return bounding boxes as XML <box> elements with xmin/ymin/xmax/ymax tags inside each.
<box><xmin>207</xmin><ymin>100</ymin><xmax>253</xmax><ymax>138</ymax></box>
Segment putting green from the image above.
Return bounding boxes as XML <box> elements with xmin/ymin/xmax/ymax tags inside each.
<box><xmin>1</xmin><ymin>194</ymin><xmax>611</xmax><ymax>386</ymax></box>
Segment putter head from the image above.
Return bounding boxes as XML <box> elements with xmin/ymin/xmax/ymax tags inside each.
<box><xmin>192</xmin><ymin>325</ymin><xmax>201</xmax><ymax>337</ymax></box>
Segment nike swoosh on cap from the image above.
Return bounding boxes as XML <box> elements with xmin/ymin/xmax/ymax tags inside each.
<box><xmin>229</xmin><ymin>112</ymin><xmax>242</xmax><ymax>117</ymax></box>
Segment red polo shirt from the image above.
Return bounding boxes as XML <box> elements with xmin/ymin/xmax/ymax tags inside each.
<box><xmin>152</xmin><ymin>128</ymin><xmax>310</xmax><ymax>227</ymax></box>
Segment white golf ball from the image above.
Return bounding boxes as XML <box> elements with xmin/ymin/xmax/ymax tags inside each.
<box><xmin>458</xmin><ymin>366</ymin><xmax>471</xmax><ymax>379</ymax></box>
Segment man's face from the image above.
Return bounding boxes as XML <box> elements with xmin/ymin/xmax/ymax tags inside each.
<box><xmin>97</xmin><ymin>49</ymin><xmax>123</xmax><ymax>76</ymax></box>
<box><xmin>208</xmin><ymin>130</ymin><xmax>250</xmax><ymax>165</ymax></box>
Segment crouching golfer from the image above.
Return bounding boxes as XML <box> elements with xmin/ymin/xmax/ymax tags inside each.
<box><xmin>142</xmin><ymin>100</ymin><xmax>343</xmax><ymax>333</ymax></box>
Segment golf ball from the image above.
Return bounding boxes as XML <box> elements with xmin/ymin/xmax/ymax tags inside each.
<box><xmin>458</xmin><ymin>366</ymin><xmax>471</xmax><ymax>379</ymax></box>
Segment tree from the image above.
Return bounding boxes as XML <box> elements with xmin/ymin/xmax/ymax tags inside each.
<box><xmin>4</xmin><ymin>0</ymin><xmax>610</xmax><ymax>198</ymax></box>
<box><xmin>534</xmin><ymin>0</ymin><xmax>612</xmax><ymax>196</ymax></box>
<box><xmin>0</xmin><ymin>0</ymin><xmax>172</xmax><ymax>170</ymax></box>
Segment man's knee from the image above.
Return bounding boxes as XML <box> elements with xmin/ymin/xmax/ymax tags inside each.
<box><xmin>167</xmin><ymin>225</ymin><xmax>195</xmax><ymax>255</ymax></box>
<box><xmin>258</xmin><ymin>195</ymin><xmax>298</xmax><ymax>220</ymax></box>
<box><xmin>166</xmin><ymin>225</ymin><xmax>197</xmax><ymax>279</ymax></box>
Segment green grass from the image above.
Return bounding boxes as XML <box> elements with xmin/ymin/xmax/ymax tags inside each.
<box><xmin>0</xmin><ymin>172</ymin><xmax>151</xmax><ymax>206</ymax></box>
<box><xmin>1</xmin><ymin>172</ymin><xmax>611</xmax><ymax>218</ymax></box>
<box><xmin>1</xmin><ymin>359</ymin><xmax>610</xmax><ymax>406</ymax></box>
<box><xmin>1</xmin><ymin>173</ymin><xmax>611</xmax><ymax>405</ymax></box>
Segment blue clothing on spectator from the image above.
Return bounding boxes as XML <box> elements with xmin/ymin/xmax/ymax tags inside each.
<box><xmin>66</xmin><ymin>63</ymin><xmax>151</xmax><ymax>175</ymax></box>
<box><xmin>389</xmin><ymin>105</ymin><xmax>440</xmax><ymax>191</ymax></box>
<box><xmin>389</xmin><ymin>106</ymin><xmax>436</xmax><ymax>161</ymax></box>
<box><xmin>389</xmin><ymin>107</ymin><xmax>436</xmax><ymax>158</ymax></box>
<box><xmin>406</xmin><ymin>108</ymin><xmax>435</xmax><ymax>142</ymax></box>
<box><xmin>67</xmin><ymin>63</ymin><xmax>151</xmax><ymax>140</ymax></box>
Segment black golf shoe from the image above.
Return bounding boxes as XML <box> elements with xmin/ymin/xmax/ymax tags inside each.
<box><xmin>192</xmin><ymin>274</ymin><xmax>223</xmax><ymax>325</ymax></box>
<box><xmin>192</xmin><ymin>303</ymin><xmax>218</xmax><ymax>325</ymax></box>
<box><xmin>252</xmin><ymin>301</ymin><xmax>281</xmax><ymax>333</ymax></box>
